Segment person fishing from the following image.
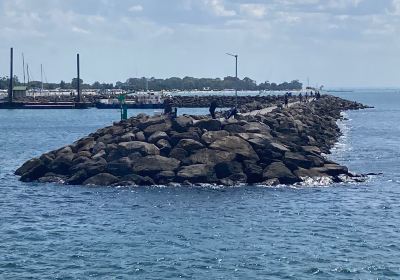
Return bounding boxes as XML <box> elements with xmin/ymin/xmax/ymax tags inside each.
<box><xmin>163</xmin><ymin>98</ymin><xmax>172</xmax><ymax>115</ymax></box>
<box><xmin>284</xmin><ymin>94</ymin><xmax>289</xmax><ymax>108</ymax></box>
<box><xmin>225</xmin><ymin>106</ymin><xmax>238</xmax><ymax>119</ymax></box>
<box><xmin>209</xmin><ymin>100</ymin><xmax>218</xmax><ymax>119</ymax></box>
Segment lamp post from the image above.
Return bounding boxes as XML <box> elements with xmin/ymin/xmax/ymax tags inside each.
<box><xmin>226</xmin><ymin>52</ymin><xmax>238</xmax><ymax>108</ymax></box>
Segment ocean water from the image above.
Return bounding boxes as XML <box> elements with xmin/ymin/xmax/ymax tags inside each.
<box><xmin>0</xmin><ymin>90</ymin><xmax>400</xmax><ymax>279</ymax></box>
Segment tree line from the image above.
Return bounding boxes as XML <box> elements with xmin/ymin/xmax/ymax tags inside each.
<box><xmin>0</xmin><ymin>76</ymin><xmax>302</xmax><ymax>91</ymax></box>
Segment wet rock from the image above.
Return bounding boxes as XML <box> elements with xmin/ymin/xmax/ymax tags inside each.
<box><xmin>83</xmin><ymin>173</ymin><xmax>119</xmax><ymax>186</ymax></box>
<box><xmin>263</xmin><ymin>161</ymin><xmax>299</xmax><ymax>184</ymax></box>
<box><xmin>215</xmin><ymin>161</ymin><xmax>243</xmax><ymax>179</ymax></box>
<box><xmin>19</xmin><ymin>159</ymin><xmax>48</xmax><ymax>182</ymax></box>
<box><xmin>177</xmin><ymin>164</ymin><xmax>217</xmax><ymax>183</ymax></box>
<box><xmin>284</xmin><ymin>151</ymin><xmax>313</xmax><ymax>170</ymax></box>
<box><xmin>156</xmin><ymin>171</ymin><xmax>176</xmax><ymax>184</ymax></box>
<box><xmin>66</xmin><ymin>170</ymin><xmax>88</xmax><ymax>185</ymax></box>
<box><xmin>121</xmin><ymin>174</ymin><xmax>155</xmax><ymax>186</ymax></box>
<box><xmin>243</xmin><ymin>160</ymin><xmax>263</xmax><ymax>183</ymax></box>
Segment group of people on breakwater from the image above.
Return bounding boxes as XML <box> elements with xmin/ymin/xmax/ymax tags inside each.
<box><xmin>15</xmin><ymin>94</ymin><xmax>370</xmax><ymax>187</ymax></box>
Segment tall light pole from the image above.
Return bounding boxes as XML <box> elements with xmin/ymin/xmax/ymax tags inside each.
<box><xmin>226</xmin><ymin>52</ymin><xmax>238</xmax><ymax>108</ymax></box>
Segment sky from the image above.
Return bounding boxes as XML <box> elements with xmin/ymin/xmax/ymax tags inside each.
<box><xmin>0</xmin><ymin>0</ymin><xmax>399</xmax><ymax>87</ymax></box>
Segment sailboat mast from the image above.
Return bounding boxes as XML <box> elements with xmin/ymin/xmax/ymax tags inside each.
<box><xmin>22</xmin><ymin>53</ymin><xmax>26</xmax><ymax>85</ymax></box>
<box><xmin>40</xmin><ymin>64</ymin><xmax>43</xmax><ymax>93</ymax></box>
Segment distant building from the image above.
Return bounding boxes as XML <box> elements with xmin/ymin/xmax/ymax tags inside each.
<box><xmin>13</xmin><ymin>86</ymin><xmax>27</xmax><ymax>98</ymax></box>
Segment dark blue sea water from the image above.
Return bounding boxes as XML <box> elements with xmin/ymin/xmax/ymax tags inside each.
<box><xmin>1</xmin><ymin>91</ymin><xmax>400</xmax><ymax>279</ymax></box>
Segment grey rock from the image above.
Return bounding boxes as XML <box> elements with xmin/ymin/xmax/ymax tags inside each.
<box><xmin>118</xmin><ymin>141</ymin><xmax>160</xmax><ymax>156</ymax></box>
<box><xmin>177</xmin><ymin>164</ymin><xmax>217</xmax><ymax>183</ymax></box>
<box><xmin>201</xmin><ymin>130</ymin><xmax>229</xmax><ymax>145</ymax></box>
<box><xmin>189</xmin><ymin>148</ymin><xmax>236</xmax><ymax>165</ymax></box>
<box><xmin>194</xmin><ymin>119</ymin><xmax>221</xmax><ymax>131</ymax></box>
<box><xmin>83</xmin><ymin>173</ymin><xmax>119</xmax><ymax>186</ymax></box>
<box><xmin>175</xmin><ymin>139</ymin><xmax>204</xmax><ymax>152</ymax></box>
<box><xmin>210</xmin><ymin>136</ymin><xmax>259</xmax><ymax>161</ymax></box>
<box><xmin>132</xmin><ymin>155</ymin><xmax>181</xmax><ymax>175</ymax></box>
<box><xmin>148</xmin><ymin>131</ymin><xmax>169</xmax><ymax>144</ymax></box>
<box><xmin>263</xmin><ymin>161</ymin><xmax>299</xmax><ymax>184</ymax></box>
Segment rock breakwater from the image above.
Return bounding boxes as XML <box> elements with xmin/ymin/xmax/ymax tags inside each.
<box><xmin>16</xmin><ymin>95</ymin><xmax>369</xmax><ymax>186</ymax></box>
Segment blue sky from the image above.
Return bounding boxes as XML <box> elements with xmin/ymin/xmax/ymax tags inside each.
<box><xmin>0</xmin><ymin>0</ymin><xmax>399</xmax><ymax>87</ymax></box>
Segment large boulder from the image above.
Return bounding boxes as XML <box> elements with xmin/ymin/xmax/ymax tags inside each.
<box><xmin>243</xmin><ymin>122</ymin><xmax>271</xmax><ymax>134</ymax></box>
<box><xmin>107</xmin><ymin>157</ymin><xmax>133</xmax><ymax>176</ymax></box>
<box><xmin>83</xmin><ymin>173</ymin><xmax>119</xmax><ymax>186</ymax></box>
<box><xmin>65</xmin><ymin>169</ymin><xmax>88</xmax><ymax>185</ymax></box>
<box><xmin>48</xmin><ymin>152</ymin><xmax>75</xmax><ymax>175</ymax></box>
<box><xmin>143</xmin><ymin>121</ymin><xmax>172</xmax><ymax>136</ymax></box>
<box><xmin>148</xmin><ymin>131</ymin><xmax>169</xmax><ymax>144</ymax></box>
<box><xmin>18</xmin><ymin>159</ymin><xmax>48</xmax><ymax>182</ymax></box>
<box><xmin>175</xmin><ymin>139</ymin><xmax>204</xmax><ymax>152</ymax></box>
<box><xmin>201</xmin><ymin>130</ymin><xmax>229</xmax><ymax>145</ymax></box>
<box><xmin>169</xmin><ymin>147</ymin><xmax>188</xmax><ymax>161</ymax></box>
<box><xmin>170</xmin><ymin>131</ymin><xmax>201</xmax><ymax>146</ymax></box>
<box><xmin>15</xmin><ymin>158</ymin><xmax>42</xmax><ymax>176</ymax></box>
<box><xmin>243</xmin><ymin>160</ymin><xmax>263</xmax><ymax>183</ymax></box>
<box><xmin>121</xmin><ymin>174</ymin><xmax>155</xmax><ymax>186</ymax></box>
<box><xmin>210</xmin><ymin>136</ymin><xmax>259</xmax><ymax>161</ymax></box>
<box><xmin>283</xmin><ymin>151</ymin><xmax>313</xmax><ymax>170</ymax></box>
<box><xmin>215</xmin><ymin>161</ymin><xmax>243</xmax><ymax>179</ymax></box>
<box><xmin>132</xmin><ymin>155</ymin><xmax>181</xmax><ymax>175</ymax></box>
<box><xmin>223</xmin><ymin>123</ymin><xmax>246</xmax><ymax>134</ymax></box>
<box><xmin>177</xmin><ymin>164</ymin><xmax>217</xmax><ymax>183</ymax></box>
<box><xmin>194</xmin><ymin>119</ymin><xmax>221</xmax><ymax>131</ymax></box>
<box><xmin>156</xmin><ymin>139</ymin><xmax>172</xmax><ymax>156</ymax></box>
<box><xmin>172</xmin><ymin>115</ymin><xmax>194</xmax><ymax>132</ymax></box>
<box><xmin>189</xmin><ymin>148</ymin><xmax>236</xmax><ymax>165</ymax></box>
<box><xmin>118</xmin><ymin>141</ymin><xmax>160</xmax><ymax>156</ymax></box>
<box><xmin>263</xmin><ymin>161</ymin><xmax>299</xmax><ymax>184</ymax></box>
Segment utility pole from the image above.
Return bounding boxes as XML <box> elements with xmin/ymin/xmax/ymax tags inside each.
<box><xmin>226</xmin><ymin>52</ymin><xmax>238</xmax><ymax>108</ymax></box>
<box><xmin>76</xmin><ymin>53</ymin><xmax>81</xmax><ymax>103</ymax></box>
<box><xmin>8</xmin><ymin>47</ymin><xmax>13</xmax><ymax>103</ymax></box>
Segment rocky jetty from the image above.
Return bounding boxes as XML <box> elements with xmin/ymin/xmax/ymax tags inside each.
<box><xmin>16</xmin><ymin>95</ymin><xmax>369</xmax><ymax>186</ymax></box>
<box><xmin>172</xmin><ymin>95</ymin><xmax>285</xmax><ymax>109</ymax></box>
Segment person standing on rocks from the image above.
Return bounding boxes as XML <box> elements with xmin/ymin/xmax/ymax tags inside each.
<box><xmin>299</xmin><ymin>93</ymin><xmax>303</xmax><ymax>103</ymax></box>
<box><xmin>209</xmin><ymin>100</ymin><xmax>218</xmax><ymax>119</ymax></box>
<box><xmin>284</xmin><ymin>94</ymin><xmax>289</xmax><ymax>108</ymax></box>
<box><xmin>164</xmin><ymin>98</ymin><xmax>172</xmax><ymax>115</ymax></box>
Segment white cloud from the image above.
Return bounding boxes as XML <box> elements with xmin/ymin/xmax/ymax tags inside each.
<box><xmin>391</xmin><ymin>0</ymin><xmax>400</xmax><ymax>15</ymax></box>
<box><xmin>240</xmin><ymin>4</ymin><xmax>267</xmax><ymax>19</ymax></box>
<box><xmin>129</xmin><ymin>5</ymin><xmax>143</xmax><ymax>12</ymax></box>
<box><xmin>72</xmin><ymin>26</ymin><xmax>90</xmax><ymax>34</ymax></box>
<box><xmin>203</xmin><ymin>0</ymin><xmax>236</xmax><ymax>17</ymax></box>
